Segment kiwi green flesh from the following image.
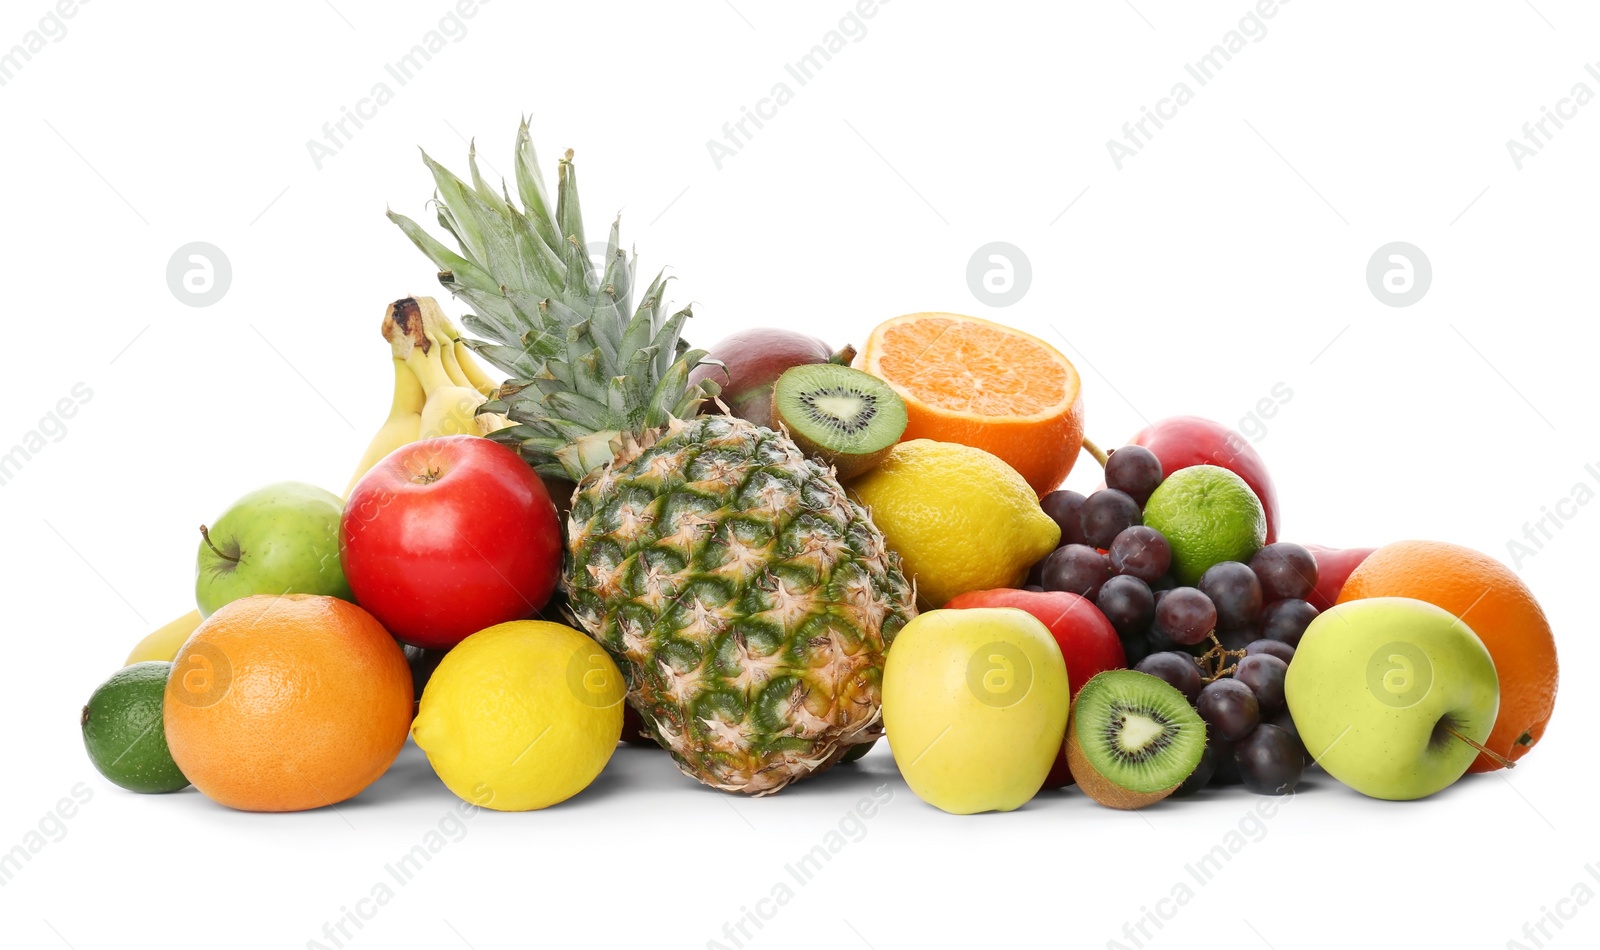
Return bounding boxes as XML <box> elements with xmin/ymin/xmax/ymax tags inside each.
<box><xmin>1071</xmin><ymin>670</ymin><xmax>1206</xmax><ymax>797</ymax></box>
<box><xmin>1067</xmin><ymin>724</ymin><xmax>1174</xmax><ymax>809</ymax></box>
<box><xmin>770</xmin><ymin>363</ymin><xmax>908</xmax><ymax>477</ymax></box>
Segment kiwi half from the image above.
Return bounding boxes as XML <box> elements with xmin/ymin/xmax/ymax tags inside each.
<box><xmin>770</xmin><ymin>363</ymin><xmax>907</xmax><ymax>479</ymax></box>
<box><xmin>1066</xmin><ymin>670</ymin><xmax>1207</xmax><ymax>809</ymax></box>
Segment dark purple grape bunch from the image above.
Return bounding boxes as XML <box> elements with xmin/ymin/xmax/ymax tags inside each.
<box><xmin>1034</xmin><ymin>446</ymin><xmax>1172</xmax><ymax>664</ymax></box>
<box><xmin>1029</xmin><ymin>444</ymin><xmax>1324</xmax><ymax>800</ymax></box>
<box><xmin>1134</xmin><ymin>541</ymin><xmax>1325</xmax><ymax>798</ymax></box>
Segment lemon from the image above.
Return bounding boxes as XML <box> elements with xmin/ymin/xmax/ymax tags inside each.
<box><xmin>847</xmin><ymin>440</ymin><xmax>1061</xmax><ymax>609</ymax></box>
<box><xmin>411</xmin><ymin>620</ymin><xmax>624</xmax><ymax>811</ymax></box>
<box><xmin>1142</xmin><ymin>464</ymin><xmax>1267</xmax><ymax>585</ymax></box>
<box><xmin>124</xmin><ymin>609</ymin><xmax>202</xmax><ymax>665</ymax></box>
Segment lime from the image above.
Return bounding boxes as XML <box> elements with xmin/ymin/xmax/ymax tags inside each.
<box><xmin>1142</xmin><ymin>465</ymin><xmax>1266</xmax><ymax>585</ymax></box>
<box><xmin>82</xmin><ymin>662</ymin><xmax>189</xmax><ymax>793</ymax></box>
<box><xmin>846</xmin><ymin>439</ymin><xmax>1061</xmax><ymax>609</ymax></box>
<box><xmin>411</xmin><ymin>621</ymin><xmax>624</xmax><ymax>811</ymax></box>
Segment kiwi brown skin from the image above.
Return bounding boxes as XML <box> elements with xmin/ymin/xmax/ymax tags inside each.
<box><xmin>776</xmin><ymin>418</ymin><xmax>894</xmax><ymax>480</ymax></box>
<box><xmin>1065</xmin><ymin>707</ymin><xmax>1181</xmax><ymax>810</ymax></box>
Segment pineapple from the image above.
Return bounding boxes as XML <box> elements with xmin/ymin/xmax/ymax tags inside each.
<box><xmin>389</xmin><ymin>122</ymin><xmax>916</xmax><ymax>794</ymax></box>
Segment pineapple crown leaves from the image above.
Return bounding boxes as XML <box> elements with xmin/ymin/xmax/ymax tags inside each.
<box><xmin>386</xmin><ymin>118</ymin><xmax>718</xmax><ymax>482</ymax></box>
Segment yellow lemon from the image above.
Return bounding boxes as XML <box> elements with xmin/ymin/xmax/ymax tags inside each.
<box><xmin>411</xmin><ymin>620</ymin><xmax>625</xmax><ymax>811</ymax></box>
<box><xmin>847</xmin><ymin>439</ymin><xmax>1060</xmax><ymax>609</ymax></box>
<box><xmin>124</xmin><ymin>609</ymin><xmax>203</xmax><ymax>665</ymax></box>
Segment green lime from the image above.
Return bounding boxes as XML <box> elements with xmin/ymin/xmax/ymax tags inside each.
<box><xmin>1142</xmin><ymin>465</ymin><xmax>1267</xmax><ymax>585</ymax></box>
<box><xmin>81</xmin><ymin>662</ymin><xmax>189</xmax><ymax>793</ymax></box>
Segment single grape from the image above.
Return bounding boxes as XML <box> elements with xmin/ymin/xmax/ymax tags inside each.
<box><xmin>1080</xmin><ymin>489</ymin><xmax>1142</xmax><ymax>550</ymax></box>
<box><xmin>1234</xmin><ymin>653</ymin><xmax>1288</xmax><ymax>712</ymax></box>
<box><xmin>1098</xmin><ymin>575</ymin><xmax>1155</xmax><ymax>635</ymax></box>
<box><xmin>1026</xmin><ymin>558</ymin><xmax>1044</xmax><ymax>587</ymax></box>
<box><xmin>1199</xmin><ymin>561</ymin><xmax>1263</xmax><ymax>630</ymax></box>
<box><xmin>1196</xmin><ymin>678</ymin><xmax>1259</xmax><ymax>741</ymax></box>
<box><xmin>1108</xmin><ymin>526</ymin><xmax>1172</xmax><ymax>582</ymax></box>
<box><xmin>1151</xmin><ymin>587</ymin><xmax>1217</xmax><ymax>646</ymax></box>
<box><xmin>1040</xmin><ymin>544</ymin><xmax>1110</xmax><ymax>599</ymax></box>
<box><xmin>1171</xmin><ymin>742</ymin><xmax>1218</xmax><ymax>798</ymax></box>
<box><xmin>1245</xmin><ymin>639</ymin><xmax>1296</xmax><ymax>664</ymax></box>
<box><xmin>1119</xmin><ymin>629</ymin><xmax>1150</xmax><ymax>667</ymax></box>
<box><xmin>1209</xmin><ymin>738</ymin><xmax>1242</xmax><ymax>786</ymax></box>
<box><xmin>1263</xmin><ymin>708</ymin><xmax>1311</xmax><ymax>767</ymax></box>
<box><xmin>1234</xmin><ymin>724</ymin><xmax>1304</xmax><ymax>795</ymax></box>
<box><xmin>1215</xmin><ymin>624</ymin><xmax>1259</xmax><ymax>653</ymax></box>
<box><xmin>1248</xmin><ymin>542</ymin><xmax>1319</xmax><ymax>602</ymax></box>
<box><xmin>1135</xmin><ymin>651</ymin><xmax>1204</xmax><ymax>704</ymax></box>
<box><xmin>1040</xmin><ymin>490</ymin><xmax>1088</xmax><ymax>546</ymax></box>
<box><xmin>1264</xmin><ymin>707</ymin><xmax>1302</xmax><ymax>748</ymax></box>
<box><xmin>1261</xmin><ymin>598</ymin><xmax>1319</xmax><ymax>648</ymax></box>
<box><xmin>1145</xmin><ymin>624</ymin><xmax>1182</xmax><ymax>655</ymax></box>
<box><xmin>1104</xmin><ymin>445</ymin><xmax>1163</xmax><ymax>505</ymax></box>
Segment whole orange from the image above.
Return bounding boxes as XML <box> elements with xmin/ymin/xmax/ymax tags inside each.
<box><xmin>1337</xmin><ymin>540</ymin><xmax>1558</xmax><ymax>772</ymax></box>
<box><xmin>163</xmin><ymin>594</ymin><xmax>413</xmax><ymax>811</ymax></box>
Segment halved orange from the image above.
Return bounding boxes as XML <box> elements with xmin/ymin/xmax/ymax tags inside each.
<box><xmin>856</xmin><ymin>313</ymin><xmax>1085</xmax><ymax>494</ymax></box>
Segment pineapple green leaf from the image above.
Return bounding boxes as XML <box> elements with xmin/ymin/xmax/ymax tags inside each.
<box><xmin>392</xmin><ymin>122</ymin><xmax>712</xmax><ymax>482</ymax></box>
<box><xmin>555</xmin><ymin>151</ymin><xmax>589</xmax><ymax>278</ymax></box>
<box><xmin>513</xmin><ymin>118</ymin><xmax>561</xmax><ymax>253</ymax></box>
<box><xmin>386</xmin><ymin>209</ymin><xmax>499</xmax><ymax>296</ymax></box>
<box><xmin>420</xmin><ymin>151</ymin><xmax>490</xmax><ymax>263</ymax></box>
<box><xmin>466</xmin><ymin>140</ymin><xmax>512</xmax><ymax>217</ymax></box>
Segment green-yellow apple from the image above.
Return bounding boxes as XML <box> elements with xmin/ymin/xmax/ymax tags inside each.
<box><xmin>195</xmin><ymin>482</ymin><xmax>352</xmax><ymax>617</ymax></box>
<box><xmin>882</xmin><ymin>607</ymin><xmax>1069</xmax><ymax>814</ymax></box>
<box><xmin>1285</xmin><ymin>596</ymin><xmax>1499</xmax><ymax>801</ymax></box>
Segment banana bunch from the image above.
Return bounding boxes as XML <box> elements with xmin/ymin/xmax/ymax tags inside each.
<box><xmin>345</xmin><ymin>296</ymin><xmax>508</xmax><ymax>495</ymax></box>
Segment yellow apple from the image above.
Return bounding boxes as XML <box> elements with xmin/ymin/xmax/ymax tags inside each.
<box><xmin>883</xmin><ymin>607</ymin><xmax>1069</xmax><ymax>814</ymax></box>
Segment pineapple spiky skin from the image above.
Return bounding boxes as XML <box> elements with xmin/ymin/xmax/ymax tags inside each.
<box><xmin>565</xmin><ymin>414</ymin><xmax>916</xmax><ymax>795</ymax></box>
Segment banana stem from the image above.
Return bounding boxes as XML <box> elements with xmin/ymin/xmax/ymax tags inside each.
<box><xmin>1442</xmin><ymin>725</ymin><xmax>1516</xmax><ymax>769</ymax></box>
<box><xmin>199</xmin><ymin>525</ymin><xmax>239</xmax><ymax>563</ymax></box>
<box><xmin>1081</xmin><ymin>436</ymin><xmax>1109</xmax><ymax>469</ymax></box>
<box><xmin>830</xmin><ymin>344</ymin><xmax>858</xmax><ymax>366</ymax></box>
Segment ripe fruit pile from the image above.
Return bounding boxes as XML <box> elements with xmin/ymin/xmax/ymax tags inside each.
<box><xmin>79</xmin><ymin>121</ymin><xmax>1560</xmax><ymax>820</ymax></box>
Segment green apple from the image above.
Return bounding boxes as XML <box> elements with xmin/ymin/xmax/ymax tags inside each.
<box><xmin>882</xmin><ymin>607</ymin><xmax>1069</xmax><ymax>814</ymax></box>
<box><xmin>195</xmin><ymin>482</ymin><xmax>352</xmax><ymax>617</ymax></box>
<box><xmin>1285</xmin><ymin>596</ymin><xmax>1499</xmax><ymax>801</ymax></box>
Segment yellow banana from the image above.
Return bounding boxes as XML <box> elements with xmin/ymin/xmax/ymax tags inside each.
<box><xmin>453</xmin><ymin>340</ymin><xmax>500</xmax><ymax>398</ymax></box>
<box><xmin>433</xmin><ymin>312</ymin><xmax>500</xmax><ymax>398</ymax></box>
<box><xmin>384</xmin><ymin>297</ymin><xmax>493</xmax><ymax>439</ymax></box>
<box><xmin>439</xmin><ymin>336</ymin><xmax>475</xmax><ymax>390</ymax></box>
<box><xmin>345</xmin><ymin>357</ymin><xmax>426</xmax><ymax>496</ymax></box>
<box><xmin>423</xmin><ymin>301</ymin><xmax>509</xmax><ymax>432</ymax></box>
<box><xmin>125</xmin><ymin>609</ymin><xmax>203</xmax><ymax>665</ymax></box>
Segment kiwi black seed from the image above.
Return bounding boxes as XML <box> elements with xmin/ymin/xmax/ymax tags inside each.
<box><xmin>769</xmin><ymin>363</ymin><xmax>908</xmax><ymax>479</ymax></box>
<box><xmin>1065</xmin><ymin>669</ymin><xmax>1208</xmax><ymax>810</ymax></box>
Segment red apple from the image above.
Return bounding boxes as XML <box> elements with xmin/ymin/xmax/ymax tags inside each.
<box><xmin>944</xmin><ymin>588</ymin><xmax>1126</xmax><ymax>789</ymax></box>
<box><xmin>1303</xmin><ymin>544</ymin><xmax>1377</xmax><ymax>612</ymax></box>
<box><xmin>688</xmin><ymin>329</ymin><xmax>851</xmax><ymax>429</ymax></box>
<box><xmin>1129</xmin><ymin>416</ymin><xmax>1283</xmax><ymax>543</ymax></box>
<box><xmin>342</xmin><ymin>436</ymin><xmax>562</xmax><ymax>650</ymax></box>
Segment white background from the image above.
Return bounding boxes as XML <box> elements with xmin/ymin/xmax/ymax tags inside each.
<box><xmin>2</xmin><ymin>1</ymin><xmax>1596</xmax><ymax>948</ymax></box>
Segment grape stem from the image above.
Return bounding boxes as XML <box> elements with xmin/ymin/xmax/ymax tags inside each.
<box><xmin>1196</xmin><ymin>632</ymin><xmax>1246</xmax><ymax>682</ymax></box>
<box><xmin>1441</xmin><ymin>724</ymin><xmax>1516</xmax><ymax>769</ymax></box>
<box><xmin>1081</xmin><ymin>436</ymin><xmax>1109</xmax><ymax>469</ymax></box>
